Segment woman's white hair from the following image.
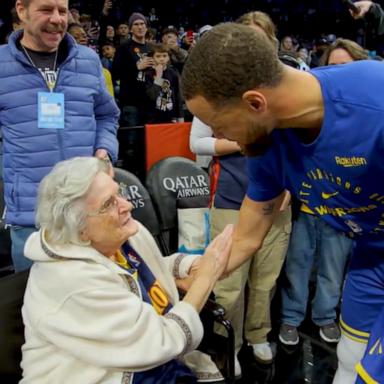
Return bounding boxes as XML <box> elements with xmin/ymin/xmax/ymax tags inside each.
<box><xmin>36</xmin><ymin>157</ymin><xmax>109</xmax><ymax>245</ymax></box>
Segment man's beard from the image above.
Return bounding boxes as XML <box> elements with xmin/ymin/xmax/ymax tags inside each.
<box><xmin>241</xmin><ymin>121</ymin><xmax>272</xmax><ymax>157</ymax></box>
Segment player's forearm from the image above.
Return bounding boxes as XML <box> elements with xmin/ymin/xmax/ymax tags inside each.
<box><xmin>224</xmin><ymin>194</ymin><xmax>283</xmax><ymax>274</ymax></box>
<box><xmin>225</xmin><ymin>234</ymin><xmax>262</xmax><ymax>273</ymax></box>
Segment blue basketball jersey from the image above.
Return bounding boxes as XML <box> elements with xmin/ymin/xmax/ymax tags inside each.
<box><xmin>247</xmin><ymin>60</ymin><xmax>384</xmax><ymax>247</ymax></box>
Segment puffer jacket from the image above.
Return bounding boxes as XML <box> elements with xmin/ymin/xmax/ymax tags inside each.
<box><xmin>0</xmin><ymin>30</ymin><xmax>120</xmax><ymax>226</ymax></box>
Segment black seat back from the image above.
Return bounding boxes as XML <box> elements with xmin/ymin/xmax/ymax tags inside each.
<box><xmin>0</xmin><ymin>179</ymin><xmax>12</xmax><ymax>273</ymax></box>
<box><xmin>113</xmin><ymin>167</ymin><xmax>165</xmax><ymax>252</ymax></box>
<box><xmin>146</xmin><ymin>159</ymin><xmax>235</xmax><ymax>382</ymax></box>
<box><xmin>0</xmin><ymin>269</ymin><xmax>29</xmax><ymax>383</ymax></box>
<box><xmin>146</xmin><ymin>157</ymin><xmax>209</xmax><ymax>254</ymax></box>
<box><xmin>116</xmin><ymin>126</ymin><xmax>145</xmax><ymax>183</ymax></box>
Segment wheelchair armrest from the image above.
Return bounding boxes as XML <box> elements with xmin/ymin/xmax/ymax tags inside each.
<box><xmin>177</xmin><ymin>289</ymin><xmax>225</xmax><ymax>319</ymax></box>
<box><xmin>201</xmin><ymin>297</ymin><xmax>226</xmax><ymax>319</ymax></box>
<box><xmin>177</xmin><ymin>289</ymin><xmax>235</xmax><ymax>383</ymax></box>
<box><xmin>199</xmin><ymin>296</ymin><xmax>236</xmax><ymax>383</ymax></box>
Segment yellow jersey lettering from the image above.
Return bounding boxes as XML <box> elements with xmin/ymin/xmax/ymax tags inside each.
<box><xmin>314</xmin><ymin>205</ymin><xmax>346</xmax><ymax>217</ymax></box>
<box><xmin>314</xmin><ymin>205</ymin><xmax>329</xmax><ymax>215</ymax></box>
<box><xmin>345</xmin><ymin>205</ymin><xmax>377</xmax><ymax>214</ymax></box>
<box><xmin>149</xmin><ymin>282</ymin><xmax>169</xmax><ymax>315</ymax></box>
<box><xmin>335</xmin><ymin>208</ymin><xmax>345</xmax><ymax>216</ymax></box>
<box><xmin>335</xmin><ymin>156</ymin><xmax>367</xmax><ymax>167</ymax></box>
<box><xmin>370</xmin><ymin>193</ymin><xmax>384</xmax><ymax>202</ymax></box>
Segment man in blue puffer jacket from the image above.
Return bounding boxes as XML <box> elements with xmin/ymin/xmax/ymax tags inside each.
<box><xmin>0</xmin><ymin>0</ymin><xmax>120</xmax><ymax>272</ymax></box>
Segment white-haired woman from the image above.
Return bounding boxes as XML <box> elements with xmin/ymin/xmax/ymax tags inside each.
<box><xmin>20</xmin><ymin>157</ymin><xmax>233</xmax><ymax>384</ymax></box>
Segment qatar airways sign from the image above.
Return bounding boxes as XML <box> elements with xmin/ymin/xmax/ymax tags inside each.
<box><xmin>162</xmin><ymin>175</ymin><xmax>209</xmax><ymax>198</ymax></box>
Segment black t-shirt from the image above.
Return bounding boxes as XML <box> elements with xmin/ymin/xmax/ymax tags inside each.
<box><xmin>24</xmin><ymin>48</ymin><xmax>58</xmax><ymax>88</ymax></box>
<box><xmin>112</xmin><ymin>39</ymin><xmax>150</xmax><ymax>107</ymax></box>
<box><xmin>17</xmin><ymin>37</ymin><xmax>68</xmax><ymax>89</ymax></box>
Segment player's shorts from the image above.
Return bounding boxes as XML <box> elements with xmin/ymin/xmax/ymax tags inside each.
<box><xmin>355</xmin><ymin>305</ymin><xmax>384</xmax><ymax>384</ymax></box>
<box><xmin>340</xmin><ymin>241</ymin><xmax>384</xmax><ymax>344</ymax></box>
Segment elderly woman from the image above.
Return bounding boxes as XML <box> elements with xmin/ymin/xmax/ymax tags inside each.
<box><xmin>20</xmin><ymin>157</ymin><xmax>233</xmax><ymax>384</ymax></box>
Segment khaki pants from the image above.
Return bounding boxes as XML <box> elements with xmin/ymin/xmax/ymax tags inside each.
<box><xmin>211</xmin><ymin>206</ymin><xmax>291</xmax><ymax>351</ymax></box>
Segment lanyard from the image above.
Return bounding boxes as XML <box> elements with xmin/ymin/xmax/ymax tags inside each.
<box><xmin>21</xmin><ymin>45</ymin><xmax>58</xmax><ymax>92</ymax></box>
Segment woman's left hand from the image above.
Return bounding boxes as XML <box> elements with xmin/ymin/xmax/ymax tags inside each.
<box><xmin>176</xmin><ymin>225</ymin><xmax>234</xmax><ymax>290</ymax></box>
<box><xmin>175</xmin><ymin>258</ymin><xmax>201</xmax><ymax>291</ymax></box>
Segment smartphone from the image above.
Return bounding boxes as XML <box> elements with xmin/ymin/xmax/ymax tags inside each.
<box><xmin>186</xmin><ymin>30</ymin><xmax>194</xmax><ymax>39</ymax></box>
<box><xmin>91</xmin><ymin>20</ymin><xmax>100</xmax><ymax>29</ymax></box>
<box><xmin>342</xmin><ymin>0</ymin><xmax>359</xmax><ymax>14</ymax></box>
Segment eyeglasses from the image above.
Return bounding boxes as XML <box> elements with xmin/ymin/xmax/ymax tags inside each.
<box><xmin>87</xmin><ymin>184</ymin><xmax>129</xmax><ymax>216</ymax></box>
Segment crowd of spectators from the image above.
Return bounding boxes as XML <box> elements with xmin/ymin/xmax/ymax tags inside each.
<box><xmin>2</xmin><ymin>0</ymin><xmax>382</xmax><ymax>127</ymax></box>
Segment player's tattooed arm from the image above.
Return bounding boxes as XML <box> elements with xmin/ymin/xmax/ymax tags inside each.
<box><xmin>262</xmin><ymin>202</ymin><xmax>275</xmax><ymax>215</ymax></box>
<box><xmin>224</xmin><ymin>193</ymin><xmax>284</xmax><ymax>273</ymax></box>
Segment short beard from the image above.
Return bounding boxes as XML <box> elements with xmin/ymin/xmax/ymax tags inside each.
<box><xmin>241</xmin><ymin>121</ymin><xmax>272</xmax><ymax>157</ymax></box>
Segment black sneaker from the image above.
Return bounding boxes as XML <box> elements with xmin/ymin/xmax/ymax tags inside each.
<box><xmin>279</xmin><ymin>324</ymin><xmax>299</xmax><ymax>345</ymax></box>
<box><xmin>319</xmin><ymin>322</ymin><xmax>341</xmax><ymax>343</ymax></box>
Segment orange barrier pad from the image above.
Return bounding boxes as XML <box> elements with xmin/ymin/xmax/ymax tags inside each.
<box><xmin>145</xmin><ymin>122</ymin><xmax>196</xmax><ymax>171</ymax></box>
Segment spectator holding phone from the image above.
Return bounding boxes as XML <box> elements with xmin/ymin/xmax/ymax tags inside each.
<box><xmin>112</xmin><ymin>13</ymin><xmax>153</xmax><ymax>126</ymax></box>
<box><xmin>181</xmin><ymin>29</ymin><xmax>196</xmax><ymax>52</ymax></box>
<box><xmin>161</xmin><ymin>26</ymin><xmax>188</xmax><ymax>73</ymax></box>
<box><xmin>350</xmin><ymin>1</ymin><xmax>384</xmax><ymax>35</ymax></box>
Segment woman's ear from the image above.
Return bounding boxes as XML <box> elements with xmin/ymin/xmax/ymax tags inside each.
<box><xmin>79</xmin><ymin>228</ymin><xmax>89</xmax><ymax>242</ymax></box>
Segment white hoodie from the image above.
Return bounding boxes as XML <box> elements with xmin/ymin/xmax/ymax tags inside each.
<box><xmin>20</xmin><ymin>222</ymin><xmax>203</xmax><ymax>384</ymax></box>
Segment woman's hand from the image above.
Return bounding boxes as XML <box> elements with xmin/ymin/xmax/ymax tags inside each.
<box><xmin>175</xmin><ymin>274</ymin><xmax>194</xmax><ymax>292</ymax></box>
<box><xmin>175</xmin><ymin>225</ymin><xmax>234</xmax><ymax>291</ymax></box>
<box><xmin>197</xmin><ymin>224</ymin><xmax>234</xmax><ymax>281</ymax></box>
<box><xmin>175</xmin><ymin>257</ymin><xmax>201</xmax><ymax>292</ymax></box>
<box><xmin>181</xmin><ymin>225</ymin><xmax>234</xmax><ymax>312</ymax></box>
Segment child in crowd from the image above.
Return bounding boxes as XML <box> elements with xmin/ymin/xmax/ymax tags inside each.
<box><xmin>100</xmin><ymin>42</ymin><xmax>115</xmax><ymax>72</ymax></box>
<box><xmin>144</xmin><ymin>43</ymin><xmax>184</xmax><ymax>124</ymax></box>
